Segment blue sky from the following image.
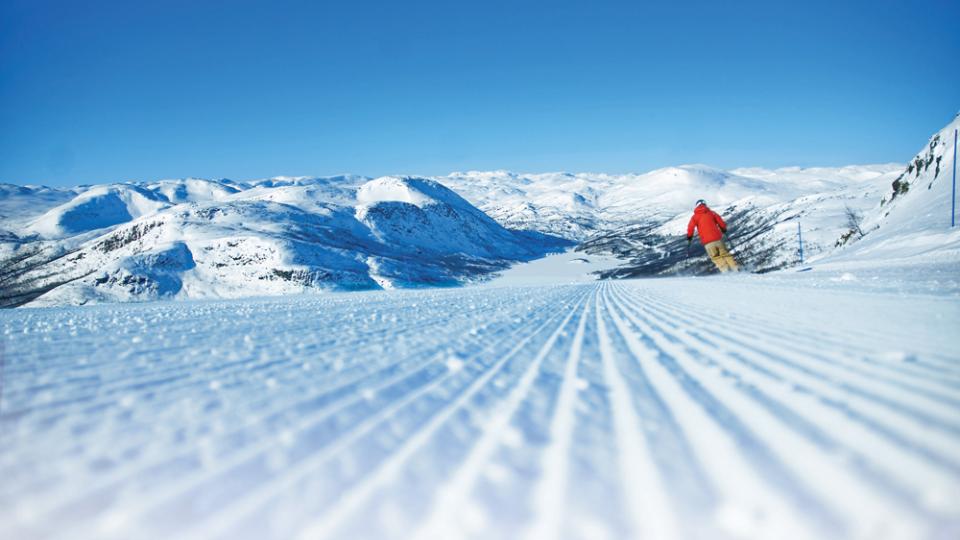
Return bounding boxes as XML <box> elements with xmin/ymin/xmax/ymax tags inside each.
<box><xmin>1</xmin><ymin>0</ymin><xmax>958</xmax><ymax>186</ymax></box>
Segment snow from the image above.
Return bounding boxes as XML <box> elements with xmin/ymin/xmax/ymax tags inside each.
<box><xmin>2</xmin><ymin>177</ymin><xmax>565</xmax><ymax>307</ymax></box>
<box><xmin>0</xmin><ymin>162</ymin><xmax>911</xmax><ymax>306</ymax></box>
<box><xmin>356</xmin><ymin>176</ymin><xmax>441</xmax><ymax>207</ymax></box>
<box><xmin>145</xmin><ymin>178</ymin><xmax>241</xmax><ymax>205</ymax></box>
<box><xmin>26</xmin><ymin>185</ymin><xmax>169</xmax><ymax>239</ymax></box>
<box><xmin>0</xmin><ymin>184</ymin><xmax>80</xmax><ymax>224</ymax></box>
<box><xmin>1</xmin><ymin>151</ymin><xmax>921</xmax><ymax>306</ymax></box>
<box><xmin>1</xmin><ymin>273</ymin><xmax>957</xmax><ymax>540</ymax></box>
<box><xmin>2</xmin><ymin>114</ymin><xmax>959</xmax><ymax>539</ymax></box>
<box><xmin>482</xmin><ymin>250</ymin><xmax>623</xmax><ymax>286</ymax></box>
<box><xmin>437</xmin><ymin>164</ymin><xmax>904</xmax><ymax>241</ymax></box>
<box><xmin>828</xmin><ymin>115</ymin><xmax>960</xmax><ymax>266</ymax></box>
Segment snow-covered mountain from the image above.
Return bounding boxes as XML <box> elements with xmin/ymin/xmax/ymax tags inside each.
<box><xmin>0</xmin><ymin>184</ymin><xmax>82</xmax><ymax>243</ymax></box>
<box><xmin>576</xmin><ymin>170</ymin><xmax>901</xmax><ymax>277</ymax></box>
<box><xmin>575</xmin><ymin>115</ymin><xmax>960</xmax><ymax>278</ymax></box>
<box><xmin>26</xmin><ymin>183</ymin><xmax>171</xmax><ymax>238</ymax></box>
<box><xmin>5</xmin><ymin>114</ymin><xmax>958</xmax><ymax>305</ymax></box>
<box><xmin>565</xmin><ymin>163</ymin><xmax>904</xmax><ymax>276</ymax></box>
<box><xmin>0</xmin><ymin>177</ymin><xmax>567</xmax><ymax>307</ymax></box>
<box><xmin>826</xmin><ymin>114</ymin><xmax>960</xmax><ymax>269</ymax></box>
<box><xmin>433</xmin><ymin>164</ymin><xmax>902</xmax><ymax>242</ymax></box>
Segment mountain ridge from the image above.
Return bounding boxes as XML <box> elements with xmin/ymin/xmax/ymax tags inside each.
<box><xmin>0</xmin><ymin>176</ymin><xmax>568</xmax><ymax>307</ymax></box>
<box><xmin>4</xmin><ymin>114</ymin><xmax>958</xmax><ymax>307</ymax></box>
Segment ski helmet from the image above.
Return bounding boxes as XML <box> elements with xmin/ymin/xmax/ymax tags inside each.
<box><xmin>695</xmin><ymin>199</ymin><xmax>707</xmax><ymax>208</ymax></box>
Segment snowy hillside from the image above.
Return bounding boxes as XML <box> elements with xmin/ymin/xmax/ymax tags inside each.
<box><xmin>576</xmin><ymin>167</ymin><xmax>902</xmax><ymax>276</ymax></box>
<box><xmin>568</xmin><ymin>115</ymin><xmax>960</xmax><ymax>278</ymax></box>
<box><xmin>144</xmin><ymin>177</ymin><xmax>242</xmax><ymax>204</ymax></box>
<box><xmin>2</xmin><ymin>119</ymin><xmax>958</xmax><ymax>540</ymax></box>
<box><xmin>0</xmin><ymin>163</ymin><xmax>912</xmax><ymax>304</ymax></box>
<box><xmin>0</xmin><ymin>184</ymin><xmax>81</xmax><ymax>243</ymax></box>
<box><xmin>825</xmin><ymin>114</ymin><xmax>960</xmax><ymax>268</ymax></box>
<box><xmin>435</xmin><ymin>164</ymin><xmax>902</xmax><ymax>241</ymax></box>
<box><xmin>434</xmin><ymin>164</ymin><xmax>913</xmax><ymax>277</ymax></box>
<box><xmin>9</xmin><ymin>115</ymin><xmax>960</xmax><ymax>304</ymax></box>
<box><xmin>0</xmin><ymin>184</ymin><xmax>80</xmax><ymax>223</ymax></box>
<box><xmin>26</xmin><ymin>184</ymin><xmax>171</xmax><ymax>239</ymax></box>
<box><xmin>2</xmin><ymin>279</ymin><xmax>958</xmax><ymax>540</ymax></box>
<box><xmin>0</xmin><ymin>177</ymin><xmax>566</xmax><ymax>307</ymax></box>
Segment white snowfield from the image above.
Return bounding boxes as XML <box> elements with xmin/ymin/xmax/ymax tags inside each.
<box><xmin>2</xmin><ymin>275</ymin><xmax>958</xmax><ymax>540</ymax></box>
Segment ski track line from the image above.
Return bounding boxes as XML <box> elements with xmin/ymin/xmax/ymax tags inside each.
<box><xmin>409</xmin><ymin>288</ymin><xmax>602</xmax><ymax>540</ymax></box>
<box><xmin>630</xmin><ymin>284</ymin><xmax>960</xmax><ymax>441</ymax></box>
<box><xmin>628</xmin><ymin>286</ymin><xmax>960</xmax><ymax>432</ymax></box>
<box><xmin>556</xmin><ymin>288</ymin><xmax>630</xmax><ymax>540</ymax></box>
<box><xmin>603</xmin><ymin>284</ymin><xmax>843</xmax><ymax>539</ymax></box>
<box><xmin>1</xmin><ymin>290</ymin><xmax>523</xmax><ymax>421</ymax></box>
<box><xmin>0</xmin><ymin>289</ymin><xmax>503</xmax><ymax>405</ymax></box>
<box><xmin>3</xmin><ymin>281</ymin><xmax>959</xmax><ymax>540</ymax></box>
<box><xmin>651</xmin><ymin>280</ymin><xmax>960</xmax><ymax>369</ymax></box>
<box><xmin>43</xmin><ymin>360</ymin><xmax>448</xmax><ymax>540</ymax></box>
<box><xmin>645</xmin><ymin>310</ymin><xmax>960</xmax><ymax>533</ymax></box>
<box><xmin>612</xmin><ymin>283</ymin><xmax>960</xmax><ymax>527</ymax></box>
<box><xmin>88</xmin><ymin>291</ymin><xmax>582</xmax><ymax>540</ymax></box>
<box><xmin>455</xmin><ymin>297</ymin><xmax>597</xmax><ymax>539</ymax></box>
<box><xmin>632</xmin><ymin>282</ymin><xmax>960</xmax><ymax>422</ymax></box>
<box><xmin>296</xmin><ymin>288</ymin><xmax>594</xmax><ymax>540</ymax></box>
<box><xmin>621</xmin><ymin>286</ymin><xmax>960</xmax><ymax>472</ymax></box>
<box><xmin>7</xmin><ymin>288</ymin><xmax>568</xmax><ymax>532</ymax></box>
<box><xmin>0</xmin><ymin>288</ymin><xmax>572</xmax><ymax>462</ymax></box>
<box><xmin>173</xmin><ymin>288</ymin><xmax>593</xmax><ymax>540</ymax></box>
<box><xmin>615</xmin><ymin>284</ymin><xmax>960</xmax><ymax>474</ymax></box>
<box><xmin>371</xmin><ymin>288</ymin><xmax>598</xmax><ymax>540</ymax></box>
<box><xmin>2</xmin><ymin>303</ymin><xmax>315</xmax><ymax>380</ymax></box>
<box><xmin>0</xmin><ymin>304</ymin><xmax>548</xmax><ymax>510</ymax></box>
<box><xmin>205</xmin><ymin>288</ymin><xmax>588</xmax><ymax>540</ymax></box>
<box><xmin>640</xmin><ymin>306</ymin><xmax>956</xmax><ymax>521</ymax></box>
<box><xmin>10</xmin><ymin>295</ymin><xmax>567</xmax><ymax>531</ymax></box>
<box><xmin>607</xmin><ymin>284</ymin><xmax>939</xmax><ymax>537</ymax></box>
<box><xmin>595</xmin><ymin>286</ymin><xmax>721</xmax><ymax>536</ymax></box>
<box><xmin>600</xmin><ymin>285</ymin><xmax>779</xmax><ymax>537</ymax></box>
<box><xmin>411</xmin><ymin>294</ymin><xmax>600</xmax><ymax>540</ymax></box>
<box><xmin>593</xmin><ymin>284</ymin><xmax>683</xmax><ymax>539</ymax></box>
<box><xmin>623</xmin><ymin>280</ymin><xmax>960</xmax><ymax>380</ymax></box>
<box><xmin>635</xmin><ymin>289</ymin><xmax>953</xmax><ymax>490</ymax></box>
<box><xmin>520</xmin><ymin>289</ymin><xmax>589</xmax><ymax>540</ymax></box>
<box><xmin>630</xmin><ymin>286</ymin><xmax>960</xmax><ymax>400</ymax></box>
<box><xmin>1</xmin><ymin>330</ymin><xmax>436</xmax><ymax>468</ymax></box>
<box><xmin>0</xmin><ymin>292</ymin><xmax>564</xmax><ymax>490</ymax></box>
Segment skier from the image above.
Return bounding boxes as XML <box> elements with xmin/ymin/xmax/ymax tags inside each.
<box><xmin>686</xmin><ymin>199</ymin><xmax>740</xmax><ymax>272</ymax></box>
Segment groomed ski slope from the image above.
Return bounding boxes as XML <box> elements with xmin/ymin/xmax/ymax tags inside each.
<box><xmin>1</xmin><ymin>278</ymin><xmax>959</xmax><ymax>540</ymax></box>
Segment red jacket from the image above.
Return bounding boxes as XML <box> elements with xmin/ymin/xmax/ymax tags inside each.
<box><xmin>686</xmin><ymin>205</ymin><xmax>727</xmax><ymax>245</ymax></box>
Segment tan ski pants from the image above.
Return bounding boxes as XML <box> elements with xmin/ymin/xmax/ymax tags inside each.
<box><xmin>704</xmin><ymin>240</ymin><xmax>739</xmax><ymax>272</ymax></box>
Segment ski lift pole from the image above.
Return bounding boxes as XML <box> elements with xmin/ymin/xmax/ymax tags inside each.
<box><xmin>952</xmin><ymin>128</ymin><xmax>957</xmax><ymax>228</ymax></box>
<box><xmin>797</xmin><ymin>221</ymin><xmax>804</xmax><ymax>264</ymax></box>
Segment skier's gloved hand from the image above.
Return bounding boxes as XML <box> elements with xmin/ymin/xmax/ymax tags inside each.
<box><xmin>686</xmin><ymin>236</ymin><xmax>692</xmax><ymax>246</ymax></box>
